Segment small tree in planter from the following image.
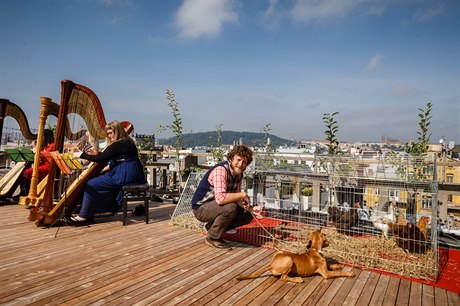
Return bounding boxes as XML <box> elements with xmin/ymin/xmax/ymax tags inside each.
<box><xmin>158</xmin><ymin>89</ymin><xmax>184</xmax><ymax>194</ymax></box>
<box><xmin>210</xmin><ymin>124</ymin><xmax>225</xmax><ymax>164</ymax></box>
<box><xmin>301</xmin><ymin>186</ymin><xmax>313</xmax><ymax>210</ymax></box>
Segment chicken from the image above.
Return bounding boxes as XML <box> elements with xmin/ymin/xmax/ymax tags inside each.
<box><xmin>388</xmin><ymin>216</ymin><xmax>430</xmax><ymax>254</ymax></box>
<box><xmin>396</xmin><ymin>212</ymin><xmax>407</xmax><ymax>226</ymax></box>
<box><xmin>370</xmin><ymin>202</ymin><xmax>396</xmax><ymax>238</ymax></box>
<box><xmin>417</xmin><ymin>216</ymin><xmax>429</xmax><ymax>238</ymax></box>
<box><xmin>327</xmin><ymin>202</ymin><xmax>360</xmax><ymax>235</ymax></box>
<box><xmin>327</xmin><ymin>205</ymin><xmax>342</xmax><ymax>224</ymax></box>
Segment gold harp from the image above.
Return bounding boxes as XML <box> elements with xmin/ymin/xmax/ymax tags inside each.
<box><xmin>1</xmin><ymin>97</ymin><xmax>91</xmax><ymax>205</ymax></box>
<box><xmin>16</xmin><ymin>96</ymin><xmax>75</xmax><ymax>206</ymax></box>
<box><xmin>0</xmin><ymin>98</ymin><xmax>60</xmax><ymax>201</ymax></box>
<box><xmin>0</xmin><ymin>99</ymin><xmax>39</xmax><ymax>200</ymax></box>
<box><xmin>0</xmin><ymin>98</ymin><xmax>42</xmax><ymax>142</ymax></box>
<box><xmin>30</xmin><ymin>80</ymin><xmax>132</xmax><ymax>226</ymax></box>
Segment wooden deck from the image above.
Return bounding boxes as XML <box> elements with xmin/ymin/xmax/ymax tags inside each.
<box><xmin>1</xmin><ymin>202</ymin><xmax>459</xmax><ymax>306</ymax></box>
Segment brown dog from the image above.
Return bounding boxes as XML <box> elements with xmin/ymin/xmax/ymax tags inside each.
<box><xmin>236</xmin><ymin>231</ymin><xmax>354</xmax><ymax>283</ymax></box>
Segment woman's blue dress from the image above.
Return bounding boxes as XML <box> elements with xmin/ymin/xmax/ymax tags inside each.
<box><xmin>78</xmin><ymin>139</ymin><xmax>147</xmax><ymax>218</ymax></box>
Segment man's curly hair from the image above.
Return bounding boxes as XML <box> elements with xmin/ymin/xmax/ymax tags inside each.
<box><xmin>227</xmin><ymin>145</ymin><xmax>253</xmax><ymax>165</ymax></box>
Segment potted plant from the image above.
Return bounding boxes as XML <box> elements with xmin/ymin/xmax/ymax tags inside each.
<box><xmin>301</xmin><ymin>187</ymin><xmax>313</xmax><ymax>210</ymax></box>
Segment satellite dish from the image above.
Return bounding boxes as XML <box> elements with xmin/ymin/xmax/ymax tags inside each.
<box><xmin>448</xmin><ymin>141</ymin><xmax>455</xmax><ymax>149</ymax></box>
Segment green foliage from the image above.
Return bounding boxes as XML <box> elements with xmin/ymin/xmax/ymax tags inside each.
<box><xmin>136</xmin><ymin>134</ymin><xmax>155</xmax><ymax>164</ymax></box>
<box><xmin>157</xmin><ymin>89</ymin><xmax>185</xmax><ymax>192</ymax></box>
<box><xmin>211</xmin><ymin>124</ymin><xmax>225</xmax><ymax>162</ymax></box>
<box><xmin>301</xmin><ymin>187</ymin><xmax>313</xmax><ymax>196</ymax></box>
<box><xmin>158</xmin><ymin>89</ymin><xmax>183</xmax><ymax>156</ymax></box>
<box><xmin>255</xmin><ymin>123</ymin><xmax>277</xmax><ymax>170</ymax></box>
<box><xmin>262</xmin><ymin>124</ymin><xmax>274</xmax><ymax>152</ymax></box>
<box><xmin>322</xmin><ymin>112</ymin><xmax>341</xmax><ymax>155</ymax></box>
<box><xmin>387</xmin><ymin>102</ymin><xmax>433</xmax><ymax>182</ymax></box>
<box><xmin>401</xmin><ymin>102</ymin><xmax>432</xmax><ymax>157</ymax></box>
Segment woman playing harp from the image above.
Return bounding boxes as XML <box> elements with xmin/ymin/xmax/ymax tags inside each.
<box><xmin>70</xmin><ymin>120</ymin><xmax>146</xmax><ymax>223</ymax></box>
<box><xmin>31</xmin><ymin>80</ymin><xmax>142</xmax><ymax>226</ymax></box>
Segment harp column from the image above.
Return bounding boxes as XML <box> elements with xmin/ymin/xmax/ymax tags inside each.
<box><xmin>19</xmin><ymin>97</ymin><xmax>52</xmax><ymax>206</ymax></box>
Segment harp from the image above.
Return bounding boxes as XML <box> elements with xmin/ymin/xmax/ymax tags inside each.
<box><xmin>0</xmin><ymin>98</ymin><xmax>40</xmax><ymax>142</ymax></box>
<box><xmin>15</xmin><ymin>96</ymin><xmax>72</xmax><ymax>206</ymax></box>
<box><xmin>0</xmin><ymin>99</ymin><xmax>35</xmax><ymax>201</ymax></box>
<box><xmin>1</xmin><ymin>97</ymin><xmax>89</xmax><ymax>204</ymax></box>
<box><xmin>29</xmin><ymin>80</ymin><xmax>133</xmax><ymax>226</ymax></box>
<box><xmin>0</xmin><ymin>98</ymin><xmax>59</xmax><ymax>201</ymax></box>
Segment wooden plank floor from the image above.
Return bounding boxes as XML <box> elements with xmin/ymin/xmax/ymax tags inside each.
<box><xmin>1</xmin><ymin>202</ymin><xmax>459</xmax><ymax>306</ymax></box>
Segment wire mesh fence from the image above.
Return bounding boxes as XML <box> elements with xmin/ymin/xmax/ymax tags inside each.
<box><xmin>170</xmin><ymin>153</ymin><xmax>440</xmax><ymax>282</ymax></box>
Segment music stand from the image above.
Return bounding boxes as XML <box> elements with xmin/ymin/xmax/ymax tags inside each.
<box><xmin>4</xmin><ymin>148</ymin><xmax>25</xmax><ymax>163</ymax></box>
<box><xmin>20</xmin><ymin>147</ymin><xmax>36</xmax><ymax>162</ymax></box>
<box><xmin>46</xmin><ymin>151</ymin><xmax>77</xmax><ymax>234</ymax></box>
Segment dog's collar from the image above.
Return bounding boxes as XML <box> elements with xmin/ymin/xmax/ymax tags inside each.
<box><xmin>309</xmin><ymin>248</ymin><xmax>324</xmax><ymax>255</ymax></box>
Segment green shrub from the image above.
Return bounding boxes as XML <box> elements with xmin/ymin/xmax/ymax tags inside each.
<box><xmin>302</xmin><ymin>187</ymin><xmax>313</xmax><ymax>196</ymax></box>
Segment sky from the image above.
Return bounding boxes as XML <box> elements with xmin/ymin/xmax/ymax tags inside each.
<box><xmin>1</xmin><ymin>0</ymin><xmax>459</xmax><ymax>145</ymax></box>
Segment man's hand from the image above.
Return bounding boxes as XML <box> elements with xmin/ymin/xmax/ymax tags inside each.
<box><xmin>241</xmin><ymin>200</ymin><xmax>250</xmax><ymax>211</ymax></box>
<box><xmin>241</xmin><ymin>192</ymin><xmax>251</xmax><ymax>210</ymax></box>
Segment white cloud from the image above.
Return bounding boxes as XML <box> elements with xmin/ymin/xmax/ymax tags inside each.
<box><xmin>366</xmin><ymin>53</ymin><xmax>384</xmax><ymax>72</ymax></box>
<box><xmin>174</xmin><ymin>0</ymin><xmax>238</xmax><ymax>39</ymax></box>
<box><xmin>290</xmin><ymin>0</ymin><xmax>363</xmax><ymax>23</ymax></box>
<box><xmin>412</xmin><ymin>4</ymin><xmax>445</xmax><ymax>22</ymax></box>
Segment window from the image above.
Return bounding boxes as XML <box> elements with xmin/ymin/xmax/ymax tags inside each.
<box><xmin>374</xmin><ymin>188</ymin><xmax>380</xmax><ymax>196</ymax></box>
<box><xmin>422</xmin><ymin>195</ymin><xmax>432</xmax><ymax>209</ymax></box>
<box><xmin>447</xmin><ymin>174</ymin><xmax>453</xmax><ymax>183</ymax></box>
<box><xmin>448</xmin><ymin>194</ymin><xmax>453</xmax><ymax>203</ymax></box>
<box><xmin>389</xmin><ymin>189</ymin><xmax>400</xmax><ymax>201</ymax></box>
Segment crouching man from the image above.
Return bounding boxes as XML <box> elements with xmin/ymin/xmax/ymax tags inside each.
<box><xmin>191</xmin><ymin>145</ymin><xmax>260</xmax><ymax>249</ymax></box>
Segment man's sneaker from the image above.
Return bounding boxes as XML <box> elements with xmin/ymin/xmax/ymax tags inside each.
<box><xmin>225</xmin><ymin>229</ymin><xmax>237</xmax><ymax>234</ymax></box>
<box><xmin>205</xmin><ymin>237</ymin><xmax>230</xmax><ymax>249</ymax></box>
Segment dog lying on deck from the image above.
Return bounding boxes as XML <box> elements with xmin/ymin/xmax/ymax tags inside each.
<box><xmin>236</xmin><ymin>231</ymin><xmax>354</xmax><ymax>283</ymax></box>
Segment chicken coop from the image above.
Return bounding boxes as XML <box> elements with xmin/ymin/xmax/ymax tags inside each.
<box><xmin>171</xmin><ymin>153</ymin><xmax>441</xmax><ymax>282</ymax></box>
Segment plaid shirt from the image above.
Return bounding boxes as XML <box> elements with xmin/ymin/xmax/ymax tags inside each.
<box><xmin>208</xmin><ymin>163</ymin><xmax>242</xmax><ymax>204</ymax></box>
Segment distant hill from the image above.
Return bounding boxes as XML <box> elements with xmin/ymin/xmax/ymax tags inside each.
<box><xmin>157</xmin><ymin>131</ymin><xmax>297</xmax><ymax>148</ymax></box>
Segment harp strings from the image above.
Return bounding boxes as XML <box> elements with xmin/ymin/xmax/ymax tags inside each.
<box><xmin>65</xmin><ymin>89</ymin><xmax>88</xmax><ymax>152</ymax></box>
<box><xmin>65</xmin><ymin>86</ymin><xmax>106</xmax><ymax>153</ymax></box>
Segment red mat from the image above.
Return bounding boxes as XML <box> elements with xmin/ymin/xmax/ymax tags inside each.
<box><xmin>424</xmin><ymin>247</ymin><xmax>460</xmax><ymax>293</ymax></box>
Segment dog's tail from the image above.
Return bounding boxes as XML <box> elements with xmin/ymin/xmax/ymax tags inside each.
<box><xmin>236</xmin><ymin>264</ymin><xmax>272</xmax><ymax>281</ymax></box>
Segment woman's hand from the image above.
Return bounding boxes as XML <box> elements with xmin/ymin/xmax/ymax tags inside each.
<box><xmin>72</xmin><ymin>150</ymin><xmax>82</xmax><ymax>158</ymax></box>
<box><xmin>85</xmin><ymin>147</ymin><xmax>98</xmax><ymax>155</ymax></box>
